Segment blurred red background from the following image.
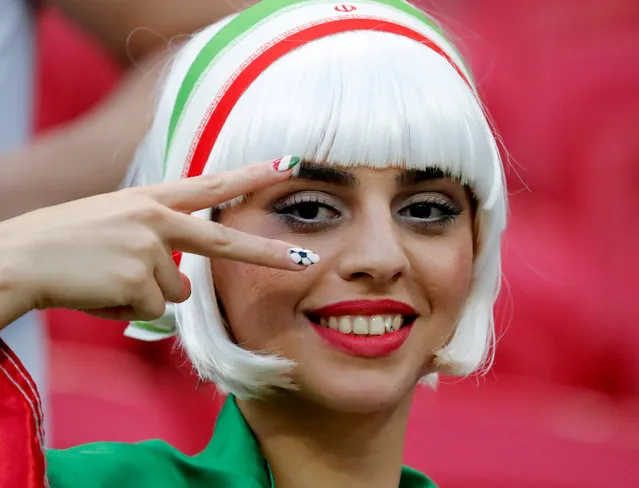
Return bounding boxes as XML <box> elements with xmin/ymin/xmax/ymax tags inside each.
<box><xmin>37</xmin><ymin>0</ymin><xmax>639</xmax><ymax>486</ymax></box>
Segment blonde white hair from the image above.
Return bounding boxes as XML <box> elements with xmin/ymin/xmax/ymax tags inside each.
<box><xmin>129</xmin><ymin>9</ymin><xmax>507</xmax><ymax>398</ymax></box>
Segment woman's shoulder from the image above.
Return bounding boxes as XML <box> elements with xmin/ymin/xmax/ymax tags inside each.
<box><xmin>43</xmin><ymin>396</ymin><xmax>275</xmax><ymax>487</ymax></box>
<box><xmin>46</xmin><ymin>440</ymin><xmax>186</xmax><ymax>487</ymax></box>
<box><xmin>45</xmin><ymin>440</ymin><xmax>239</xmax><ymax>488</ymax></box>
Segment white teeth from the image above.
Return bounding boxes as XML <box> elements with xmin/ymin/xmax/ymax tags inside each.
<box><xmin>384</xmin><ymin>316</ymin><xmax>393</xmax><ymax>332</ymax></box>
<box><xmin>328</xmin><ymin>317</ymin><xmax>339</xmax><ymax>330</ymax></box>
<box><xmin>317</xmin><ymin>315</ymin><xmax>405</xmax><ymax>336</ymax></box>
<box><xmin>338</xmin><ymin>317</ymin><xmax>352</xmax><ymax>334</ymax></box>
<box><xmin>352</xmin><ymin>317</ymin><xmax>368</xmax><ymax>335</ymax></box>
<box><xmin>369</xmin><ymin>316</ymin><xmax>385</xmax><ymax>335</ymax></box>
<box><xmin>392</xmin><ymin>315</ymin><xmax>403</xmax><ymax>332</ymax></box>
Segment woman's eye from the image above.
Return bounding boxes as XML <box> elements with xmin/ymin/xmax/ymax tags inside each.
<box><xmin>287</xmin><ymin>202</ymin><xmax>337</xmax><ymax>221</ymax></box>
<box><xmin>398</xmin><ymin>198</ymin><xmax>462</xmax><ymax>228</ymax></box>
<box><xmin>402</xmin><ymin>203</ymin><xmax>444</xmax><ymax>220</ymax></box>
<box><xmin>273</xmin><ymin>194</ymin><xmax>342</xmax><ymax>230</ymax></box>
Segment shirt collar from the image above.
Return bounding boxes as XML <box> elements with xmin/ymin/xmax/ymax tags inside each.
<box><xmin>197</xmin><ymin>395</ymin><xmax>271</xmax><ymax>485</ymax></box>
<box><xmin>198</xmin><ymin>395</ymin><xmax>436</xmax><ymax>488</ymax></box>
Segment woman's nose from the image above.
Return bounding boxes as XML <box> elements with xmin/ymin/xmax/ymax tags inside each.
<box><xmin>336</xmin><ymin>213</ymin><xmax>410</xmax><ymax>286</ymax></box>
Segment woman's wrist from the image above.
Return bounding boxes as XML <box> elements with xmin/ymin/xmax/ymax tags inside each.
<box><xmin>0</xmin><ymin>239</ymin><xmax>36</xmax><ymax>330</ymax></box>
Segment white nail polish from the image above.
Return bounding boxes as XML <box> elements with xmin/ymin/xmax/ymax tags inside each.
<box><xmin>289</xmin><ymin>248</ymin><xmax>320</xmax><ymax>266</ymax></box>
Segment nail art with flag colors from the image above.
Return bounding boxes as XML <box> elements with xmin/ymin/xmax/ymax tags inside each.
<box><xmin>289</xmin><ymin>248</ymin><xmax>320</xmax><ymax>266</ymax></box>
<box><xmin>272</xmin><ymin>155</ymin><xmax>301</xmax><ymax>173</ymax></box>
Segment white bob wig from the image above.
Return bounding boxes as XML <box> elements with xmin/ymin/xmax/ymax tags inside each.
<box><xmin>127</xmin><ymin>0</ymin><xmax>507</xmax><ymax>398</ymax></box>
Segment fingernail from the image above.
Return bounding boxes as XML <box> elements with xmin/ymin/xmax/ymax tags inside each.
<box><xmin>273</xmin><ymin>155</ymin><xmax>301</xmax><ymax>173</ymax></box>
<box><xmin>288</xmin><ymin>248</ymin><xmax>320</xmax><ymax>266</ymax></box>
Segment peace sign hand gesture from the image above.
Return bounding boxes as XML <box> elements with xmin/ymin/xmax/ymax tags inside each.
<box><xmin>0</xmin><ymin>157</ymin><xmax>316</xmax><ymax>327</ymax></box>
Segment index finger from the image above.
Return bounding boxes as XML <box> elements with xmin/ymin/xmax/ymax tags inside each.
<box><xmin>141</xmin><ymin>156</ymin><xmax>301</xmax><ymax>213</ymax></box>
<box><xmin>169</xmin><ymin>215</ymin><xmax>320</xmax><ymax>271</ymax></box>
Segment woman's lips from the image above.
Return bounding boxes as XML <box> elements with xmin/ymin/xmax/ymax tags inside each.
<box><xmin>307</xmin><ymin>299</ymin><xmax>417</xmax><ymax>317</ymax></box>
<box><xmin>305</xmin><ymin>300</ymin><xmax>417</xmax><ymax>358</ymax></box>
<box><xmin>309</xmin><ymin>321</ymin><xmax>414</xmax><ymax>358</ymax></box>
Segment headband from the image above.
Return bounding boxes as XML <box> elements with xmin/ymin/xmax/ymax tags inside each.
<box><xmin>125</xmin><ymin>0</ymin><xmax>477</xmax><ymax>341</ymax></box>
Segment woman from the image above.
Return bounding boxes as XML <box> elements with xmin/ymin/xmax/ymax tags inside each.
<box><xmin>0</xmin><ymin>0</ymin><xmax>507</xmax><ymax>486</ymax></box>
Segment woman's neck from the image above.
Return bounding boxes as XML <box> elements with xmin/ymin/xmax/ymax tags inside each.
<box><xmin>237</xmin><ymin>390</ymin><xmax>415</xmax><ymax>488</ymax></box>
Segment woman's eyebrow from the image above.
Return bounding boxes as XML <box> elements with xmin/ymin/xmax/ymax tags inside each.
<box><xmin>396</xmin><ymin>168</ymin><xmax>446</xmax><ymax>187</ymax></box>
<box><xmin>296</xmin><ymin>162</ymin><xmax>357</xmax><ymax>186</ymax></box>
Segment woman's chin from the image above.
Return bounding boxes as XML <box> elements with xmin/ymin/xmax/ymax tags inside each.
<box><xmin>295</xmin><ymin>368</ymin><xmax>419</xmax><ymax>414</ymax></box>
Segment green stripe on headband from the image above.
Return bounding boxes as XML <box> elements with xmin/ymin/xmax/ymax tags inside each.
<box><xmin>165</xmin><ymin>0</ymin><xmax>467</xmax><ymax>171</ymax></box>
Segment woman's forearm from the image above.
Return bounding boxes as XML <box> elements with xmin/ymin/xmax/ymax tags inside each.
<box><xmin>0</xmin><ymin>50</ymin><xmax>168</xmax><ymax>222</ymax></box>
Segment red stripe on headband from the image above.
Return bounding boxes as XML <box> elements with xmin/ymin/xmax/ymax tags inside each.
<box><xmin>173</xmin><ymin>18</ymin><xmax>468</xmax><ymax>267</ymax></box>
<box><xmin>186</xmin><ymin>18</ymin><xmax>468</xmax><ymax>179</ymax></box>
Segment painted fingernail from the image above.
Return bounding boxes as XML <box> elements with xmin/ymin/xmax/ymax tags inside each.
<box><xmin>273</xmin><ymin>155</ymin><xmax>301</xmax><ymax>173</ymax></box>
<box><xmin>288</xmin><ymin>248</ymin><xmax>320</xmax><ymax>266</ymax></box>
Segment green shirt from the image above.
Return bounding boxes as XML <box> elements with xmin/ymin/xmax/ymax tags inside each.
<box><xmin>46</xmin><ymin>396</ymin><xmax>436</xmax><ymax>487</ymax></box>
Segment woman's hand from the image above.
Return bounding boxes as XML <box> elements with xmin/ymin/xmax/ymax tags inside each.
<box><xmin>0</xmin><ymin>157</ymin><xmax>313</xmax><ymax>327</ymax></box>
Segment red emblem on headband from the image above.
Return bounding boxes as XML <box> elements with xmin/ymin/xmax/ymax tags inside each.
<box><xmin>335</xmin><ymin>4</ymin><xmax>357</xmax><ymax>12</ymax></box>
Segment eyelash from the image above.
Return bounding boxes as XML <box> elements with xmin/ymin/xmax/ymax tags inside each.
<box><xmin>272</xmin><ymin>194</ymin><xmax>340</xmax><ymax>231</ymax></box>
<box><xmin>398</xmin><ymin>198</ymin><xmax>462</xmax><ymax>231</ymax></box>
<box><xmin>272</xmin><ymin>193</ymin><xmax>462</xmax><ymax>232</ymax></box>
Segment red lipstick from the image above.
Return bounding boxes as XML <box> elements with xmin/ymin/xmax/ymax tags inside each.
<box><xmin>306</xmin><ymin>300</ymin><xmax>417</xmax><ymax>358</ymax></box>
<box><xmin>311</xmin><ymin>323</ymin><xmax>413</xmax><ymax>358</ymax></box>
<box><xmin>307</xmin><ymin>299</ymin><xmax>417</xmax><ymax>318</ymax></box>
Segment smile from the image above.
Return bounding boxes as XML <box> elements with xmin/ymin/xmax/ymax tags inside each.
<box><xmin>305</xmin><ymin>300</ymin><xmax>418</xmax><ymax>358</ymax></box>
<box><xmin>317</xmin><ymin>315</ymin><xmax>406</xmax><ymax>335</ymax></box>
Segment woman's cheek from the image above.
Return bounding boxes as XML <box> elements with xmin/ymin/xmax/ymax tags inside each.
<box><xmin>211</xmin><ymin>259</ymin><xmax>308</xmax><ymax>344</ymax></box>
<box><xmin>408</xmin><ymin>231</ymin><xmax>474</xmax><ymax>312</ymax></box>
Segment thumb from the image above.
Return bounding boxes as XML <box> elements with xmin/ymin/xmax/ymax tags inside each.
<box><xmin>176</xmin><ymin>273</ymin><xmax>192</xmax><ymax>303</ymax></box>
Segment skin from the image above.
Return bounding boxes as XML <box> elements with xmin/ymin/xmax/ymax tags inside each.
<box><xmin>0</xmin><ymin>0</ymin><xmax>239</xmax><ymax>220</ymax></box>
<box><xmin>212</xmin><ymin>163</ymin><xmax>475</xmax><ymax>488</ymax></box>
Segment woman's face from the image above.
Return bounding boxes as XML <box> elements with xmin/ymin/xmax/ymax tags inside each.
<box><xmin>212</xmin><ymin>163</ymin><xmax>475</xmax><ymax>412</ymax></box>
